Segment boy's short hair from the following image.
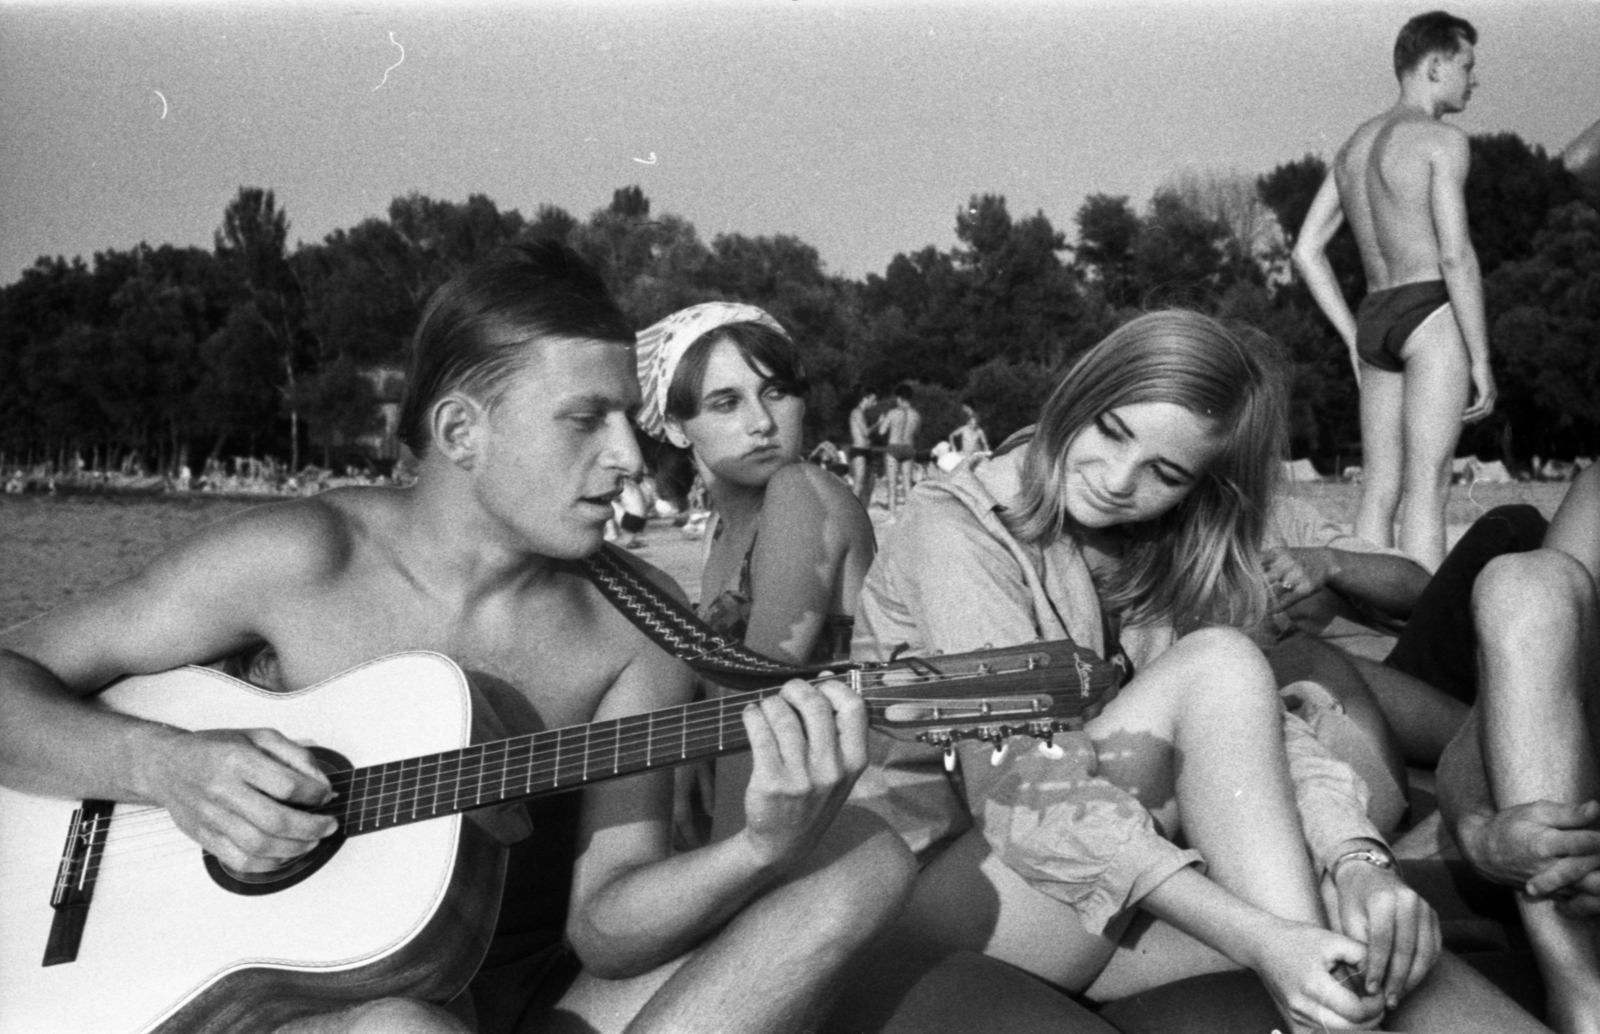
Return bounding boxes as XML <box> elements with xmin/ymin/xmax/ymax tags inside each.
<box><xmin>397</xmin><ymin>241</ymin><xmax>634</xmax><ymax>455</ymax></box>
<box><xmin>893</xmin><ymin>383</ymin><xmax>915</xmax><ymax>401</ymax></box>
<box><xmin>1394</xmin><ymin>10</ymin><xmax>1476</xmax><ymax>79</ymax></box>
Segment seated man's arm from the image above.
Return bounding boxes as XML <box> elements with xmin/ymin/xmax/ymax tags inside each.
<box><xmin>566</xmin><ymin>648</ymin><xmax>871</xmax><ymax>979</ymax></box>
<box><xmin>1269</xmin><ymin>544</ymin><xmax>1430</xmax><ymax>620</ymax></box>
<box><xmin>1437</xmin><ymin>708</ymin><xmax>1600</xmax><ymax>902</ymax></box>
<box><xmin>0</xmin><ymin>503</ymin><xmax>341</xmax><ymax>870</ymax></box>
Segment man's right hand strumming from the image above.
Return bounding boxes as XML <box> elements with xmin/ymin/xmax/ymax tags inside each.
<box><xmin>140</xmin><ymin>725</ymin><xmax>337</xmax><ymax>874</ymax></box>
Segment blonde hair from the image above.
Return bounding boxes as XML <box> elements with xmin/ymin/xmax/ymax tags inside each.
<box><xmin>1006</xmin><ymin>310</ymin><xmax>1287</xmax><ymax>631</ymax></box>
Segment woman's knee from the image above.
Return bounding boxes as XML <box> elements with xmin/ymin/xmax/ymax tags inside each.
<box><xmin>1172</xmin><ymin>628</ymin><xmax>1275</xmax><ymax>688</ymax></box>
<box><xmin>1158</xmin><ymin>628</ymin><xmax>1281</xmax><ymax>718</ymax></box>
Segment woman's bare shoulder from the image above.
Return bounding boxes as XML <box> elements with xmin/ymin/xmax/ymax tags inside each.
<box><xmin>764</xmin><ymin>463</ymin><xmax>872</xmax><ymax>535</ymax></box>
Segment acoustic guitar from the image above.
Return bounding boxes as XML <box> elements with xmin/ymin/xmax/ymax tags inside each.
<box><xmin>0</xmin><ymin>644</ymin><xmax>1112</xmax><ymax>1033</ymax></box>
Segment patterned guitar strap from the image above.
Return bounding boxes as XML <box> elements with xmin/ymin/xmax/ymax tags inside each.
<box><xmin>573</xmin><ymin>545</ymin><xmax>841</xmax><ymax>691</ymax></box>
<box><xmin>574</xmin><ymin>544</ymin><xmax>1130</xmax><ymax>698</ymax></box>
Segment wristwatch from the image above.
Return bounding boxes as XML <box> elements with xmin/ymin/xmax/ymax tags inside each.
<box><xmin>1329</xmin><ymin>843</ymin><xmax>1396</xmax><ymax>881</ymax></box>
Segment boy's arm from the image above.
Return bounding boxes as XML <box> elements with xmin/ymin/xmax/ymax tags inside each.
<box><xmin>1291</xmin><ymin>171</ymin><xmax>1360</xmax><ymax>379</ymax></box>
<box><xmin>565</xmin><ymin>647</ymin><xmax>868</xmax><ymax>979</ymax></box>
<box><xmin>0</xmin><ymin>505</ymin><xmax>339</xmax><ymax>870</ymax></box>
<box><xmin>1430</xmin><ymin>129</ymin><xmax>1496</xmax><ymax>422</ymax></box>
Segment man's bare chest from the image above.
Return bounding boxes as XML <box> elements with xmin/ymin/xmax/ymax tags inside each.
<box><xmin>257</xmin><ymin>573</ymin><xmax>628</xmax><ymax>733</ymax></box>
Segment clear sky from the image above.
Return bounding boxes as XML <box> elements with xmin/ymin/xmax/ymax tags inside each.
<box><xmin>3</xmin><ymin>0</ymin><xmax>1597</xmax><ymax>285</ymax></box>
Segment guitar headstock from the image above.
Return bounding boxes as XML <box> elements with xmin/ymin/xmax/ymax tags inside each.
<box><xmin>855</xmin><ymin>641</ymin><xmax>1119</xmax><ymax>753</ymax></box>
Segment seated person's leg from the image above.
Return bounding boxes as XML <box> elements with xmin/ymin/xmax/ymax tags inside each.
<box><xmin>275</xmin><ymin>999</ymin><xmax>470</xmax><ymax>1034</ymax></box>
<box><xmin>1268</xmin><ymin>630</ymin><xmax>1409</xmax><ymax>831</ymax></box>
<box><xmin>1387</xmin><ymin>951</ymin><xmax>1555</xmax><ymax>1034</ymax></box>
<box><xmin>825</xmin><ymin>942</ymin><xmax>1123</xmax><ymax>1034</ymax></box>
<box><xmin>1547</xmin><ymin>464</ymin><xmax>1600</xmax><ymax>581</ymax></box>
<box><xmin>552</xmin><ymin>805</ymin><xmax>914</xmax><ymax>1034</ymax></box>
<box><xmin>1386</xmin><ymin>504</ymin><xmax>1549</xmax><ymax>705</ymax></box>
<box><xmin>1470</xmin><ymin>550</ymin><xmax>1600</xmax><ymax>1034</ymax></box>
<box><xmin>1348</xmin><ymin>652</ymin><xmax>1469</xmax><ymax>768</ymax></box>
<box><xmin>893</xmin><ymin>630</ymin><xmax>1319</xmax><ymax>1000</ymax></box>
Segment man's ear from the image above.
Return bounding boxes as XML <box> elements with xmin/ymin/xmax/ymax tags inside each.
<box><xmin>663</xmin><ymin>417</ymin><xmax>691</xmax><ymax>451</ymax></box>
<box><xmin>1426</xmin><ymin>54</ymin><xmax>1443</xmax><ymax>81</ymax></box>
<box><xmin>432</xmin><ymin>393</ymin><xmax>485</xmax><ymax>469</ymax></box>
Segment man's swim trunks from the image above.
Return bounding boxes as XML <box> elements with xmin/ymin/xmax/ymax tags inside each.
<box><xmin>887</xmin><ymin>443</ymin><xmax>915</xmax><ymax>462</ymax></box>
<box><xmin>1355</xmin><ymin>280</ymin><xmax>1451</xmax><ymax>373</ymax></box>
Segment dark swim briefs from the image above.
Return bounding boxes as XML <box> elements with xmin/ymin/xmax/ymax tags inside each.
<box><xmin>886</xmin><ymin>443</ymin><xmax>915</xmax><ymax>462</ymax></box>
<box><xmin>1355</xmin><ymin>280</ymin><xmax>1451</xmax><ymax>373</ymax></box>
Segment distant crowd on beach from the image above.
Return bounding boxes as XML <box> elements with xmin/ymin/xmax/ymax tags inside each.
<box><xmin>0</xmin><ymin>454</ymin><xmax>413</xmax><ymax>498</ymax></box>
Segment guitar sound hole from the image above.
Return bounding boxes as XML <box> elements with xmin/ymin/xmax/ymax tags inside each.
<box><xmin>204</xmin><ymin>746</ymin><xmax>351</xmax><ymax>896</ymax></box>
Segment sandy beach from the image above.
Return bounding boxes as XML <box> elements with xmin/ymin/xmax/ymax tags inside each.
<box><xmin>0</xmin><ymin>478</ymin><xmax>1572</xmax><ymax>633</ymax></box>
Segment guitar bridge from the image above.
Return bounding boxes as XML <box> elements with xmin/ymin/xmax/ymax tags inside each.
<box><xmin>43</xmin><ymin>798</ymin><xmax>114</xmax><ymax>966</ymax></box>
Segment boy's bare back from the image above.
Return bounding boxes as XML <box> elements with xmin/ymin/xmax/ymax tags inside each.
<box><xmin>1335</xmin><ymin>112</ymin><xmax>1467</xmax><ymax>291</ymax></box>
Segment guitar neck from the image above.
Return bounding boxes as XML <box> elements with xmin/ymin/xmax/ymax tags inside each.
<box><xmin>324</xmin><ymin>685</ymin><xmax>778</xmax><ymax>836</ymax></box>
<box><xmin>318</xmin><ymin>641</ymin><xmax>1111</xmax><ymax>838</ymax></box>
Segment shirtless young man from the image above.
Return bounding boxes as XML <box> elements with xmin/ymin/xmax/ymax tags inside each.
<box><xmin>877</xmin><ymin>384</ymin><xmax>921</xmax><ymax>520</ymax></box>
<box><xmin>1436</xmin><ymin>464</ymin><xmax>1600</xmax><ymax>1034</ymax></box>
<box><xmin>1293</xmin><ymin>9</ymin><xmax>1496</xmax><ymax>571</ymax></box>
<box><xmin>848</xmin><ymin>388</ymin><xmax>879</xmax><ymax>510</ymax></box>
<box><xmin>0</xmin><ymin>244</ymin><xmax>913</xmax><ymax>1034</ymax></box>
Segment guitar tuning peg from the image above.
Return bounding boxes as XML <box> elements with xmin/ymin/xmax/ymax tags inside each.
<box><xmin>990</xmin><ymin>741</ymin><xmax>1008</xmax><ymax>766</ymax></box>
<box><xmin>1036</xmin><ymin>740</ymin><xmax>1065</xmax><ymax>760</ymax></box>
<box><xmin>943</xmin><ymin>745</ymin><xmax>957</xmax><ymax>773</ymax></box>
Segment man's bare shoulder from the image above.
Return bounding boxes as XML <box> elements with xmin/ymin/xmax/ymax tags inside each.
<box><xmin>190</xmin><ymin>488</ymin><xmax>397</xmax><ymax>581</ymax></box>
<box><xmin>0</xmin><ymin>489</ymin><xmax>404</xmax><ymax>685</ymax></box>
<box><xmin>1336</xmin><ymin>114</ymin><xmax>1390</xmax><ymax>164</ymax></box>
<box><xmin>1374</xmin><ymin>113</ymin><xmax>1465</xmax><ymax>169</ymax></box>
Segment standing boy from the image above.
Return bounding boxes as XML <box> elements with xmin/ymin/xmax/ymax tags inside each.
<box><xmin>1293</xmin><ymin>10</ymin><xmax>1496</xmax><ymax>570</ymax></box>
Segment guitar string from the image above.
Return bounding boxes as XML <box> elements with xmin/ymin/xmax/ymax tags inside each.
<box><xmin>25</xmin><ymin>666</ymin><xmax>1092</xmax><ymax>882</ymax></box>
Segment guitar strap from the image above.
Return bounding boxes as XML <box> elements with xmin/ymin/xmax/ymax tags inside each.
<box><xmin>574</xmin><ymin>545</ymin><xmax>843</xmax><ymax>691</ymax></box>
<box><xmin>575</xmin><ymin>545</ymin><xmax>1131</xmax><ymax>698</ymax></box>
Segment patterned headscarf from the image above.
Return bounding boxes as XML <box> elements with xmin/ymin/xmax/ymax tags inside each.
<box><xmin>634</xmin><ymin>301</ymin><xmax>789</xmax><ymax>440</ymax></box>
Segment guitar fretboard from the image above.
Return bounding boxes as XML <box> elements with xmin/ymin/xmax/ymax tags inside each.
<box><xmin>323</xmin><ymin>686</ymin><xmax>780</xmax><ymax>836</ymax></box>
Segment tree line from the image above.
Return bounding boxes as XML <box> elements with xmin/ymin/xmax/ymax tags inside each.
<box><xmin>0</xmin><ymin>131</ymin><xmax>1594</xmax><ymax>479</ymax></box>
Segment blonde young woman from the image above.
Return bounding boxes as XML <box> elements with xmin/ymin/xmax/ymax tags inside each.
<box><xmin>850</xmin><ymin>311</ymin><xmax>1549</xmax><ymax>1034</ymax></box>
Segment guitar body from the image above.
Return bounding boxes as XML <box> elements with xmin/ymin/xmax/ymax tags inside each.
<box><xmin>0</xmin><ymin>653</ymin><xmax>505</xmax><ymax>1034</ymax></box>
<box><xmin>0</xmin><ymin>640</ymin><xmax>1109</xmax><ymax>1033</ymax></box>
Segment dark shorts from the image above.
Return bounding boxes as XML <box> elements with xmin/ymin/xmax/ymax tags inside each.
<box><xmin>1355</xmin><ymin>280</ymin><xmax>1451</xmax><ymax>373</ymax></box>
<box><xmin>1383</xmin><ymin>504</ymin><xmax>1549</xmax><ymax>703</ymax></box>
<box><xmin>619</xmin><ymin>512</ymin><xmax>647</xmax><ymax>533</ymax></box>
<box><xmin>887</xmin><ymin>443</ymin><xmax>914</xmax><ymax>462</ymax></box>
<box><xmin>847</xmin><ymin>445</ymin><xmax>876</xmax><ymax>460</ymax></box>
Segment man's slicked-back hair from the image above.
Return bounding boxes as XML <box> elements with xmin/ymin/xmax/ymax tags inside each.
<box><xmin>398</xmin><ymin>240</ymin><xmax>634</xmax><ymax>456</ymax></box>
<box><xmin>1394</xmin><ymin>10</ymin><xmax>1476</xmax><ymax>79</ymax></box>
